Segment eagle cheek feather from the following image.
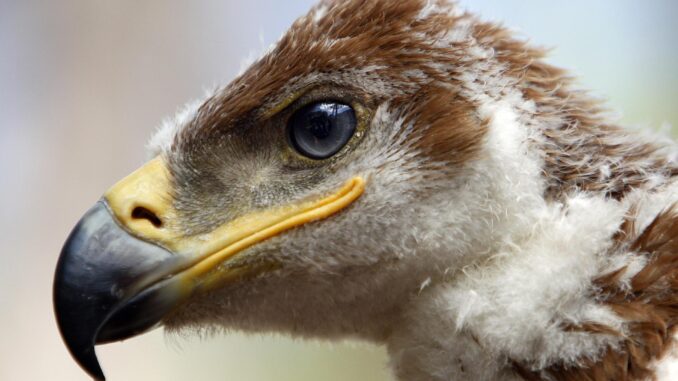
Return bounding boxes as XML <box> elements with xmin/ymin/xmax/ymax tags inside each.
<box><xmin>53</xmin><ymin>0</ymin><xmax>678</xmax><ymax>381</ymax></box>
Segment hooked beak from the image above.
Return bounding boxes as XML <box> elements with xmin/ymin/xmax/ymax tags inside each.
<box><xmin>53</xmin><ymin>157</ymin><xmax>364</xmax><ymax>380</ymax></box>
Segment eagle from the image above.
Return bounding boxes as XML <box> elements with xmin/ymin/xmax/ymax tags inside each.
<box><xmin>53</xmin><ymin>0</ymin><xmax>678</xmax><ymax>380</ymax></box>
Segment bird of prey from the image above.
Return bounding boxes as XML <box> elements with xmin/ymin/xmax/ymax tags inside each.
<box><xmin>53</xmin><ymin>0</ymin><xmax>678</xmax><ymax>380</ymax></box>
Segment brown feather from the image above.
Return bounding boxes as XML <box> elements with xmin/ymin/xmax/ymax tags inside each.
<box><xmin>516</xmin><ymin>206</ymin><xmax>678</xmax><ymax>381</ymax></box>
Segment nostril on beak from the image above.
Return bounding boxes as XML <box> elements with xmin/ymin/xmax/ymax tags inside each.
<box><xmin>131</xmin><ymin>206</ymin><xmax>163</xmax><ymax>228</ymax></box>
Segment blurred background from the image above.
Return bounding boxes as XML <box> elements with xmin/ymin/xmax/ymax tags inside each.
<box><xmin>0</xmin><ymin>1</ymin><xmax>676</xmax><ymax>380</ymax></box>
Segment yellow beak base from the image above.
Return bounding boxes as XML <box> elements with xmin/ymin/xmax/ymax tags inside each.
<box><xmin>104</xmin><ymin>156</ymin><xmax>365</xmax><ymax>291</ymax></box>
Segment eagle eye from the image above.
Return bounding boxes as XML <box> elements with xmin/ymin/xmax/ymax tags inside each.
<box><xmin>287</xmin><ymin>101</ymin><xmax>356</xmax><ymax>160</ymax></box>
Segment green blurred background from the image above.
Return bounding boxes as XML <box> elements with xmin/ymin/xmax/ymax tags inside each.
<box><xmin>0</xmin><ymin>1</ymin><xmax>676</xmax><ymax>380</ymax></box>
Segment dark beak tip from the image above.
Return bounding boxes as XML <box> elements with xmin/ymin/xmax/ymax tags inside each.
<box><xmin>53</xmin><ymin>249</ymin><xmax>107</xmax><ymax>381</ymax></box>
<box><xmin>53</xmin><ymin>201</ymin><xmax>183</xmax><ymax>381</ymax></box>
<box><xmin>53</xmin><ymin>288</ymin><xmax>107</xmax><ymax>381</ymax></box>
<box><xmin>51</xmin><ymin>202</ymin><xmax>126</xmax><ymax>381</ymax></box>
<box><xmin>60</xmin><ymin>340</ymin><xmax>106</xmax><ymax>381</ymax></box>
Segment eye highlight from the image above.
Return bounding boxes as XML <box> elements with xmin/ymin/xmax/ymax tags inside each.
<box><xmin>287</xmin><ymin>101</ymin><xmax>357</xmax><ymax>160</ymax></box>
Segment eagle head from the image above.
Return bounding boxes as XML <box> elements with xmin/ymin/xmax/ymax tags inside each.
<box><xmin>54</xmin><ymin>1</ymin><xmax>678</xmax><ymax>380</ymax></box>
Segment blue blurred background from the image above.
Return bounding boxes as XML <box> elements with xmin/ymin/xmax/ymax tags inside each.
<box><xmin>0</xmin><ymin>1</ymin><xmax>676</xmax><ymax>380</ymax></box>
